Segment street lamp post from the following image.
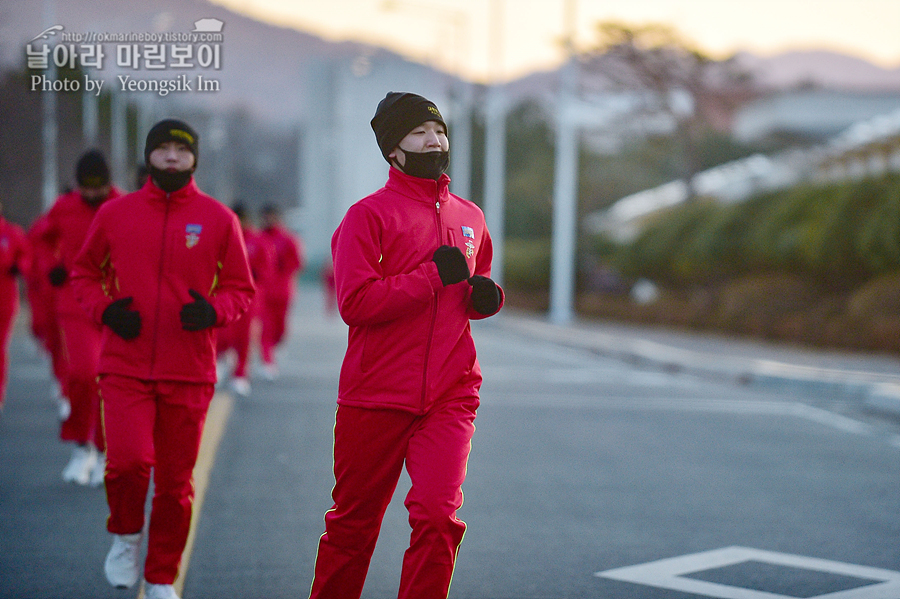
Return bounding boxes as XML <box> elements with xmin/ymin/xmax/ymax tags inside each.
<box><xmin>549</xmin><ymin>0</ymin><xmax>579</xmax><ymax>325</ymax></box>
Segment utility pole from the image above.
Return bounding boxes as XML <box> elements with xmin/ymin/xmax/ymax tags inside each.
<box><xmin>449</xmin><ymin>81</ymin><xmax>473</xmax><ymax>201</ymax></box>
<box><xmin>82</xmin><ymin>91</ymin><xmax>98</xmax><ymax>147</ymax></box>
<box><xmin>110</xmin><ymin>90</ymin><xmax>127</xmax><ymax>191</ymax></box>
<box><xmin>482</xmin><ymin>0</ymin><xmax>507</xmax><ymax>286</ymax></box>
<box><xmin>41</xmin><ymin>0</ymin><xmax>58</xmax><ymax>209</ymax></box>
<box><xmin>549</xmin><ymin>0</ymin><xmax>579</xmax><ymax>324</ymax></box>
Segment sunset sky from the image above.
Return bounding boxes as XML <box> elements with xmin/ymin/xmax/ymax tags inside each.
<box><xmin>208</xmin><ymin>0</ymin><xmax>900</xmax><ymax>82</ymax></box>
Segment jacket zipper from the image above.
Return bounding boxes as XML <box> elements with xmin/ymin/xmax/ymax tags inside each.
<box><xmin>420</xmin><ymin>193</ymin><xmax>442</xmax><ymax>411</ymax></box>
<box><xmin>149</xmin><ymin>196</ymin><xmax>171</xmax><ymax>377</ymax></box>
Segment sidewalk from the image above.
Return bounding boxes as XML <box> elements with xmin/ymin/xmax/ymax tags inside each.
<box><xmin>496</xmin><ymin>308</ymin><xmax>900</xmax><ymax>416</ymax></box>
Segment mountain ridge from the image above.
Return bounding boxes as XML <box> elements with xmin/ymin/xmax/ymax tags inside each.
<box><xmin>3</xmin><ymin>0</ymin><xmax>899</xmax><ymax>122</ymax></box>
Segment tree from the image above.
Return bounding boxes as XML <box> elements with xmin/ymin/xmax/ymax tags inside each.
<box><xmin>586</xmin><ymin>22</ymin><xmax>755</xmax><ymax>200</ymax></box>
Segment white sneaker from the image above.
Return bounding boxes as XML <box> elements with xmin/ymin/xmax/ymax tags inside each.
<box><xmin>145</xmin><ymin>582</ymin><xmax>180</xmax><ymax>599</ymax></box>
<box><xmin>57</xmin><ymin>397</ymin><xmax>71</xmax><ymax>421</ymax></box>
<box><xmin>104</xmin><ymin>533</ymin><xmax>142</xmax><ymax>588</ymax></box>
<box><xmin>261</xmin><ymin>363</ymin><xmax>279</xmax><ymax>381</ymax></box>
<box><xmin>231</xmin><ymin>377</ymin><xmax>251</xmax><ymax>396</ymax></box>
<box><xmin>89</xmin><ymin>453</ymin><xmax>106</xmax><ymax>487</ymax></box>
<box><xmin>62</xmin><ymin>445</ymin><xmax>97</xmax><ymax>485</ymax></box>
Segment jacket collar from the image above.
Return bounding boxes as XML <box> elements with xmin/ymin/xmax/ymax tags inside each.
<box><xmin>385</xmin><ymin>166</ymin><xmax>450</xmax><ymax>204</ymax></box>
<box><xmin>141</xmin><ymin>176</ymin><xmax>199</xmax><ymax>203</ymax></box>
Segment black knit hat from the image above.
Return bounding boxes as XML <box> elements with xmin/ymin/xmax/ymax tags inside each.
<box><xmin>75</xmin><ymin>149</ymin><xmax>110</xmax><ymax>188</ymax></box>
<box><xmin>144</xmin><ymin>119</ymin><xmax>199</xmax><ymax>166</ymax></box>
<box><xmin>370</xmin><ymin>92</ymin><xmax>447</xmax><ymax>162</ymax></box>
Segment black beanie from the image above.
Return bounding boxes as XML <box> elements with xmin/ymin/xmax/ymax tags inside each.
<box><xmin>144</xmin><ymin>119</ymin><xmax>199</xmax><ymax>166</ymax></box>
<box><xmin>76</xmin><ymin>149</ymin><xmax>110</xmax><ymax>188</ymax></box>
<box><xmin>370</xmin><ymin>92</ymin><xmax>447</xmax><ymax>162</ymax></box>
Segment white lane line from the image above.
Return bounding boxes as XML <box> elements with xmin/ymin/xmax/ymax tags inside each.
<box><xmin>482</xmin><ymin>391</ymin><xmax>899</xmax><ymax>449</ymax></box>
<box><xmin>788</xmin><ymin>404</ymin><xmax>873</xmax><ymax>436</ymax></box>
<box><xmin>596</xmin><ymin>546</ymin><xmax>900</xmax><ymax>599</ymax></box>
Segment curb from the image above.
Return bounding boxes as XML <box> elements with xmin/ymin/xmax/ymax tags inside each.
<box><xmin>867</xmin><ymin>382</ymin><xmax>900</xmax><ymax>415</ymax></box>
<box><xmin>497</xmin><ymin>314</ymin><xmax>900</xmax><ymax>417</ymax></box>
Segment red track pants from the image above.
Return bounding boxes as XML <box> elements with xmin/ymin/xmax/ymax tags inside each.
<box><xmin>217</xmin><ymin>307</ymin><xmax>256</xmax><ymax>378</ymax></box>
<box><xmin>0</xmin><ymin>292</ymin><xmax>16</xmax><ymax>407</ymax></box>
<box><xmin>309</xmin><ymin>395</ymin><xmax>478</xmax><ymax>599</ymax></box>
<box><xmin>100</xmin><ymin>375</ymin><xmax>214</xmax><ymax>585</ymax></box>
<box><xmin>260</xmin><ymin>297</ymin><xmax>290</xmax><ymax>365</ymax></box>
<box><xmin>58</xmin><ymin>314</ymin><xmax>104</xmax><ymax>450</ymax></box>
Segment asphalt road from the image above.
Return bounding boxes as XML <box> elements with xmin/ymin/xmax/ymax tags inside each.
<box><xmin>2</xmin><ymin>284</ymin><xmax>899</xmax><ymax>599</ymax></box>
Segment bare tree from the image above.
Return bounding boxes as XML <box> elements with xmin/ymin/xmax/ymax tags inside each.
<box><xmin>586</xmin><ymin>22</ymin><xmax>754</xmax><ymax>199</ymax></box>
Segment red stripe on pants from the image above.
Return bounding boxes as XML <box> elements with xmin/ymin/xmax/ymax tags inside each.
<box><xmin>100</xmin><ymin>375</ymin><xmax>214</xmax><ymax>585</ymax></box>
<box><xmin>309</xmin><ymin>396</ymin><xmax>477</xmax><ymax>599</ymax></box>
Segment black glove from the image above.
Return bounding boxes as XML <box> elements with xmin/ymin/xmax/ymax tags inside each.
<box><xmin>48</xmin><ymin>264</ymin><xmax>68</xmax><ymax>287</ymax></box>
<box><xmin>468</xmin><ymin>275</ymin><xmax>501</xmax><ymax>315</ymax></box>
<box><xmin>432</xmin><ymin>246</ymin><xmax>470</xmax><ymax>286</ymax></box>
<box><xmin>102</xmin><ymin>297</ymin><xmax>141</xmax><ymax>340</ymax></box>
<box><xmin>180</xmin><ymin>289</ymin><xmax>217</xmax><ymax>331</ymax></box>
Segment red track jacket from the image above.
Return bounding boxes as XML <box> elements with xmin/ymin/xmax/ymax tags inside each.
<box><xmin>332</xmin><ymin>167</ymin><xmax>503</xmax><ymax>414</ymax></box>
<box><xmin>42</xmin><ymin>188</ymin><xmax>123</xmax><ymax>318</ymax></box>
<box><xmin>71</xmin><ymin>178</ymin><xmax>255</xmax><ymax>383</ymax></box>
<box><xmin>260</xmin><ymin>223</ymin><xmax>303</xmax><ymax>304</ymax></box>
<box><xmin>0</xmin><ymin>217</ymin><xmax>28</xmax><ymax>310</ymax></box>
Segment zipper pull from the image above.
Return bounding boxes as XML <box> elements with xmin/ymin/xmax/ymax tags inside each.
<box><xmin>435</xmin><ymin>200</ymin><xmax>440</xmax><ymax>213</ymax></box>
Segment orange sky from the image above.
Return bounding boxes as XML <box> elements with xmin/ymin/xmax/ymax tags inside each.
<box><xmin>208</xmin><ymin>0</ymin><xmax>900</xmax><ymax>82</ymax></box>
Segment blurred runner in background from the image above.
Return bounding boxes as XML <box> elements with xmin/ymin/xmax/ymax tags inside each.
<box><xmin>258</xmin><ymin>203</ymin><xmax>304</xmax><ymax>380</ymax></box>
<box><xmin>26</xmin><ymin>212</ymin><xmax>69</xmax><ymax>420</ymax></box>
<box><xmin>42</xmin><ymin>150</ymin><xmax>123</xmax><ymax>486</ymax></box>
<box><xmin>217</xmin><ymin>202</ymin><xmax>274</xmax><ymax>396</ymax></box>
<box><xmin>0</xmin><ymin>200</ymin><xmax>29</xmax><ymax>412</ymax></box>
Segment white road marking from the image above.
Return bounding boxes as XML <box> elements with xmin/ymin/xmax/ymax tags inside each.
<box><xmin>596</xmin><ymin>546</ymin><xmax>900</xmax><ymax>599</ymax></box>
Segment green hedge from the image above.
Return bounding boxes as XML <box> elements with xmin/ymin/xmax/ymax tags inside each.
<box><xmin>610</xmin><ymin>173</ymin><xmax>900</xmax><ymax>289</ymax></box>
<box><xmin>504</xmin><ymin>238</ymin><xmax>551</xmax><ymax>290</ymax></box>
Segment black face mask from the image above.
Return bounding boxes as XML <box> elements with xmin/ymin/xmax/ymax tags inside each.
<box><xmin>149</xmin><ymin>166</ymin><xmax>192</xmax><ymax>193</ymax></box>
<box><xmin>399</xmin><ymin>150</ymin><xmax>449</xmax><ymax>180</ymax></box>
<box><xmin>79</xmin><ymin>190</ymin><xmax>108</xmax><ymax>206</ymax></box>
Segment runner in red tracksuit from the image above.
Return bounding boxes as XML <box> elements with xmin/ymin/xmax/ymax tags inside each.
<box><xmin>71</xmin><ymin>119</ymin><xmax>254</xmax><ymax>599</ymax></box>
<box><xmin>43</xmin><ymin>150</ymin><xmax>124</xmax><ymax>485</ymax></box>
<box><xmin>258</xmin><ymin>204</ymin><xmax>303</xmax><ymax>379</ymax></box>
<box><xmin>217</xmin><ymin>202</ymin><xmax>274</xmax><ymax>395</ymax></box>
<box><xmin>0</xmin><ymin>207</ymin><xmax>29</xmax><ymax>410</ymax></box>
<box><xmin>26</xmin><ymin>213</ymin><xmax>68</xmax><ymax>412</ymax></box>
<box><xmin>309</xmin><ymin>92</ymin><xmax>503</xmax><ymax>599</ymax></box>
